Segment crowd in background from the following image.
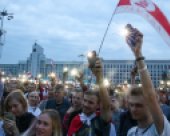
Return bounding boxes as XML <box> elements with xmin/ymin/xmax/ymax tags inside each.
<box><xmin>0</xmin><ymin>26</ymin><xmax>170</xmax><ymax>136</ymax></box>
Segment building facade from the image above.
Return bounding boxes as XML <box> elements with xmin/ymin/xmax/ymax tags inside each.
<box><xmin>0</xmin><ymin>43</ymin><xmax>170</xmax><ymax>87</ymax></box>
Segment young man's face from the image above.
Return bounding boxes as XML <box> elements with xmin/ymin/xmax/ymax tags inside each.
<box><xmin>72</xmin><ymin>92</ymin><xmax>83</xmax><ymax>108</ymax></box>
<box><xmin>83</xmin><ymin>94</ymin><xmax>99</xmax><ymax>116</ymax></box>
<box><xmin>55</xmin><ymin>89</ymin><xmax>64</xmax><ymax>103</ymax></box>
<box><xmin>128</xmin><ymin>95</ymin><xmax>149</xmax><ymax>121</ymax></box>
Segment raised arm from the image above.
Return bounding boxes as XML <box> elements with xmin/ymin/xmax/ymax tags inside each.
<box><xmin>126</xmin><ymin>27</ymin><xmax>164</xmax><ymax>134</ymax></box>
<box><xmin>92</xmin><ymin>58</ymin><xmax>111</xmax><ymax>122</ymax></box>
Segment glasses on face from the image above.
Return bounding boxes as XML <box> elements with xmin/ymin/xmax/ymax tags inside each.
<box><xmin>29</xmin><ymin>95</ymin><xmax>39</xmax><ymax>99</ymax></box>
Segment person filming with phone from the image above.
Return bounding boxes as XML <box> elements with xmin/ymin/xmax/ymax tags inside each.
<box><xmin>125</xmin><ymin>24</ymin><xmax>170</xmax><ymax>136</ymax></box>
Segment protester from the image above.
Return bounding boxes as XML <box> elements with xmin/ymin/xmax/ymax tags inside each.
<box><xmin>118</xmin><ymin>110</ymin><xmax>137</xmax><ymax>136</ymax></box>
<box><xmin>63</xmin><ymin>89</ymin><xmax>83</xmax><ymax>136</ymax></box>
<box><xmin>111</xmin><ymin>97</ymin><xmax>121</xmax><ymax>135</ymax></box>
<box><xmin>125</xmin><ymin>25</ymin><xmax>170</xmax><ymax>135</ymax></box>
<box><xmin>27</xmin><ymin>91</ymin><xmax>41</xmax><ymax>117</ymax></box>
<box><xmin>68</xmin><ymin>57</ymin><xmax>116</xmax><ymax>136</ymax></box>
<box><xmin>4</xmin><ymin>90</ymin><xmax>35</xmax><ymax>134</ymax></box>
<box><xmin>43</xmin><ymin>84</ymin><xmax>70</xmax><ymax>121</ymax></box>
<box><xmin>118</xmin><ymin>65</ymin><xmax>138</xmax><ymax>136</ymax></box>
<box><xmin>22</xmin><ymin>109</ymin><xmax>62</xmax><ymax>136</ymax></box>
<box><xmin>157</xmin><ymin>89</ymin><xmax>170</xmax><ymax>122</ymax></box>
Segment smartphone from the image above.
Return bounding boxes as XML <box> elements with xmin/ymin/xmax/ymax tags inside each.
<box><xmin>87</xmin><ymin>50</ymin><xmax>97</xmax><ymax>68</ymax></box>
<box><xmin>4</xmin><ymin>112</ymin><xmax>16</xmax><ymax>121</ymax></box>
<box><xmin>125</xmin><ymin>24</ymin><xmax>136</xmax><ymax>47</ymax></box>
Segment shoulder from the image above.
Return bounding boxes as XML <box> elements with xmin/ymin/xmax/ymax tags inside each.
<box><xmin>127</xmin><ymin>126</ymin><xmax>137</xmax><ymax>136</ymax></box>
<box><xmin>63</xmin><ymin>98</ymin><xmax>71</xmax><ymax>106</ymax></box>
<box><xmin>46</xmin><ymin>99</ymin><xmax>56</xmax><ymax>106</ymax></box>
<box><xmin>47</xmin><ymin>98</ymin><xmax>56</xmax><ymax>103</ymax></box>
<box><xmin>71</xmin><ymin>114</ymin><xmax>81</xmax><ymax>122</ymax></box>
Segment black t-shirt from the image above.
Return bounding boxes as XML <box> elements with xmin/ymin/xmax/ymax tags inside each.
<box><xmin>16</xmin><ymin>112</ymin><xmax>35</xmax><ymax>133</ymax></box>
<box><xmin>45</xmin><ymin>98</ymin><xmax>70</xmax><ymax>121</ymax></box>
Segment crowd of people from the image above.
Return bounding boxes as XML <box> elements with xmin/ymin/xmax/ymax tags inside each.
<box><xmin>0</xmin><ymin>26</ymin><xmax>170</xmax><ymax>136</ymax></box>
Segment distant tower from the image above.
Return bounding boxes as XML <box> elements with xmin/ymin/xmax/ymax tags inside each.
<box><xmin>30</xmin><ymin>42</ymin><xmax>45</xmax><ymax>77</ymax></box>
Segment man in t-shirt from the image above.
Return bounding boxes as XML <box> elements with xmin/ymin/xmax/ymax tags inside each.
<box><xmin>68</xmin><ymin>57</ymin><xmax>116</xmax><ymax>136</ymax></box>
<box><xmin>126</xmin><ymin>25</ymin><xmax>170</xmax><ymax>136</ymax></box>
<box><xmin>44</xmin><ymin>84</ymin><xmax>70</xmax><ymax>121</ymax></box>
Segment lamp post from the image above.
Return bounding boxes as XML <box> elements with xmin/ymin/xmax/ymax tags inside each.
<box><xmin>0</xmin><ymin>10</ymin><xmax>14</xmax><ymax>57</ymax></box>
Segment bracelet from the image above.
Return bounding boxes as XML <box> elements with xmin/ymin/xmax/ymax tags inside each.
<box><xmin>138</xmin><ymin>65</ymin><xmax>147</xmax><ymax>72</ymax></box>
<box><xmin>136</xmin><ymin>56</ymin><xmax>145</xmax><ymax>62</ymax></box>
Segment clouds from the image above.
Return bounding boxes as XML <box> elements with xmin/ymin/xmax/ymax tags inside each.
<box><xmin>0</xmin><ymin>0</ymin><xmax>170</xmax><ymax>64</ymax></box>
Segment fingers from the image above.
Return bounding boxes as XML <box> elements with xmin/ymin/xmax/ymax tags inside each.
<box><xmin>95</xmin><ymin>58</ymin><xmax>102</xmax><ymax>68</ymax></box>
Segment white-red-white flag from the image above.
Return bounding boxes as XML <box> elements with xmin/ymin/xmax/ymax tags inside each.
<box><xmin>115</xmin><ymin>0</ymin><xmax>170</xmax><ymax>46</ymax></box>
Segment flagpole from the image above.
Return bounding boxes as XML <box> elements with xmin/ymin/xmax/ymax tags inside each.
<box><xmin>98</xmin><ymin>1</ymin><xmax>119</xmax><ymax>55</ymax></box>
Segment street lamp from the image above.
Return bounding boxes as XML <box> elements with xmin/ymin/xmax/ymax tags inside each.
<box><xmin>0</xmin><ymin>10</ymin><xmax>14</xmax><ymax>57</ymax></box>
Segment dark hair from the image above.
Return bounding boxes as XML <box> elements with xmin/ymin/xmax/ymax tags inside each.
<box><xmin>54</xmin><ymin>84</ymin><xmax>64</xmax><ymax>92</ymax></box>
<box><xmin>84</xmin><ymin>90</ymin><xmax>100</xmax><ymax>102</ymax></box>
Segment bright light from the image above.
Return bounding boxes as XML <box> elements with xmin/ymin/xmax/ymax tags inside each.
<box><xmin>119</xmin><ymin>27</ymin><xmax>129</xmax><ymax>37</ymax></box>
<box><xmin>71</xmin><ymin>68</ymin><xmax>78</xmax><ymax>76</ymax></box>
<box><xmin>1</xmin><ymin>72</ymin><xmax>5</xmax><ymax>75</ymax></box>
<box><xmin>65</xmin><ymin>85</ymin><xmax>69</xmax><ymax>89</ymax></box>
<box><xmin>124</xmin><ymin>80</ymin><xmax>128</xmax><ymax>84</ymax></box>
<box><xmin>127</xmin><ymin>84</ymin><xmax>131</xmax><ymax>88</ymax></box>
<box><xmin>43</xmin><ymin>80</ymin><xmax>47</xmax><ymax>84</ymax></box>
<box><xmin>138</xmin><ymin>84</ymin><xmax>142</xmax><ymax>87</ymax></box>
<box><xmin>29</xmin><ymin>79</ymin><xmax>33</xmax><ymax>83</ymax></box>
<box><xmin>160</xmin><ymin>80</ymin><xmax>164</xmax><ymax>84</ymax></box>
<box><xmin>103</xmin><ymin>79</ymin><xmax>110</xmax><ymax>87</ymax></box>
<box><xmin>167</xmin><ymin>81</ymin><xmax>170</xmax><ymax>86</ymax></box>
<box><xmin>23</xmin><ymin>74</ymin><xmax>26</xmax><ymax>78</ymax></box>
<box><xmin>1</xmin><ymin>78</ymin><xmax>5</xmax><ymax>83</ymax></box>
<box><xmin>50</xmin><ymin>72</ymin><xmax>55</xmax><ymax>78</ymax></box>
<box><xmin>21</xmin><ymin>78</ymin><xmax>26</xmax><ymax>83</ymax></box>
<box><xmin>160</xmin><ymin>87</ymin><xmax>163</xmax><ymax>90</ymax></box>
<box><xmin>63</xmin><ymin>67</ymin><xmax>68</xmax><ymax>72</ymax></box>
<box><xmin>87</xmin><ymin>51</ymin><xmax>93</xmax><ymax>58</ymax></box>
<box><xmin>37</xmin><ymin>74</ymin><xmax>42</xmax><ymax>78</ymax></box>
<box><xmin>115</xmin><ymin>89</ymin><xmax>119</xmax><ymax>93</ymax></box>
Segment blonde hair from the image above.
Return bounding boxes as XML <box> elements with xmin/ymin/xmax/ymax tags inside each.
<box><xmin>128</xmin><ymin>85</ymin><xmax>144</xmax><ymax>97</ymax></box>
<box><xmin>4</xmin><ymin>89</ymin><xmax>28</xmax><ymax>112</ymax></box>
<box><xmin>22</xmin><ymin>109</ymin><xmax>62</xmax><ymax>136</ymax></box>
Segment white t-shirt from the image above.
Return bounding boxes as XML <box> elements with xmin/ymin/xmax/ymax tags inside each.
<box><xmin>28</xmin><ymin>106</ymin><xmax>41</xmax><ymax>117</ymax></box>
<box><xmin>127</xmin><ymin>116</ymin><xmax>170</xmax><ymax>136</ymax></box>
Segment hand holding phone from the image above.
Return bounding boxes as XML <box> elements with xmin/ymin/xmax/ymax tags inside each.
<box><xmin>125</xmin><ymin>24</ymin><xmax>137</xmax><ymax>47</ymax></box>
<box><xmin>4</xmin><ymin>112</ymin><xmax>16</xmax><ymax>121</ymax></box>
<box><xmin>87</xmin><ymin>50</ymin><xmax>97</xmax><ymax>69</ymax></box>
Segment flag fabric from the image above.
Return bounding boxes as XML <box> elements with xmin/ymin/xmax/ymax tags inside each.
<box><xmin>115</xmin><ymin>0</ymin><xmax>170</xmax><ymax>46</ymax></box>
<box><xmin>68</xmin><ymin>112</ymin><xmax>100</xmax><ymax>136</ymax></box>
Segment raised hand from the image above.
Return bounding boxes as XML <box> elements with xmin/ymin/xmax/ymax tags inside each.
<box><xmin>125</xmin><ymin>24</ymin><xmax>143</xmax><ymax>58</ymax></box>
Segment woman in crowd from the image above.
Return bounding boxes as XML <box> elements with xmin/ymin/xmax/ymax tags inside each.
<box><xmin>4</xmin><ymin>90</ymin><xmax>35</xmax><ymax>134</ymax></box>
<box><xmin>23</xmin><ymin>109</ymin><xmax>62</xmax><ymax>136</ymax></box>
